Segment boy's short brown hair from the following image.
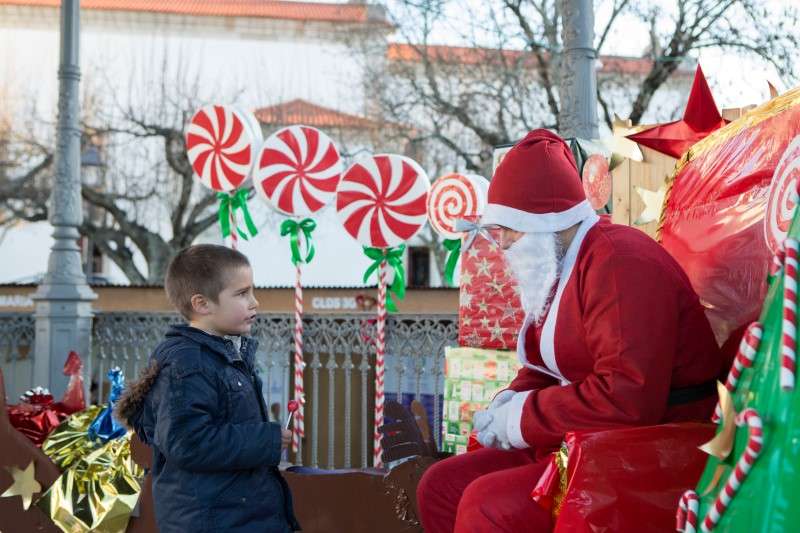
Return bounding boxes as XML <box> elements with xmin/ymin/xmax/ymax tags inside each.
<box><xmin>165</xmin><ymin>244</ymin><xmax>251</xmax><ymax>319</ymax></box>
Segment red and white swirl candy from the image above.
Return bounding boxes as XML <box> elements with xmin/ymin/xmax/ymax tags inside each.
<box><xmin>256</xmin><ymin>125</ymin><xmax>343</xmax><ymax>216</ymax></box>
<box><xmin>765</xmin><ymin>135</ymin><xmax>800</xmax><ymax>254</ymax></box>
<box><xmin>427</xmin><ymin>173</ymin><xmax>489</xmax><ymax>239</ymax></box>
<box><xmin>336</xmin><ymin>154</ymin><xmax>430</xmax><ymax>248</ymax></box>
<box><xmin>185</xmin><ymin>105</ymin><xmax>259</xmax><ymax>192</ymax></box>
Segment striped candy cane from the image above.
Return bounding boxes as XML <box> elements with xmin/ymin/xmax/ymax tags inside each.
<box><xmin>771</xmin><ymin>243</ymin><xmax>786</xmax><ymax>277</ymax></box>
<box><xmin>782</xmin><ymin>238</ymin><xmax>798</xmax><ymax>390</ymax></box>
<box><xmin>701</xmin><ymin>408</ymin><xmax>763</xmax><ymax>532</ymax></box>
<box><xmin>712</xmin><ymin>322</ymin><xmax>762</xmax><ymax>423</ymax></box>
<box><xmin>229</xmin><ymin>194</ymin><xmax>239</xmax><ymax>250</ymax></box>
<box><xmin>292</xmin><ymin>263</ymin><xmax>305</xmax><ymax>455</ymax></box>
<box><xmin>676</xmin><ymin>490</ymin><xmax>699</xmax><ymax>533</ymax></box>
<box><xmin>373</xmin><ymin>260</ymin><xmax>387</xmax><ymax>468</ymax></box>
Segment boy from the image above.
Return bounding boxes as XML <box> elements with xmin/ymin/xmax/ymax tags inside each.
<box><xmin>116</xmin><ymin>245</ymin><xmax>300</xmax><ymax>533</ymax></box>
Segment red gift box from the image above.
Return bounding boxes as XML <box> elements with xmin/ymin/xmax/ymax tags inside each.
<box><xmin>458</xmin><ymin>229</ymin><xmax>525</xmax><ymax>350</ymax></box>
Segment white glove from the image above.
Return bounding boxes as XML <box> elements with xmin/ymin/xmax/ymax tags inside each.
<box><xmin>473</xmin><ymin>400</ymin><xmax>512</xmax><ymax>450</ymax></box>
<box><xmin>488</xmin><ymin>389</ymin><xmax>516</xmax><ymax>410</ymax></box>
<box><xmin>472</xmin><ymin>390</ymin><xmax>514</xmax><ymax>434</ymax></box>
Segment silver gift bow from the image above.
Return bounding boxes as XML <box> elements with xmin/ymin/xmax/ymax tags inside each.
<box><xmin>454</xmin><ymin>218</ymin><xmax>499</xmax><ymax>250</ymax></box>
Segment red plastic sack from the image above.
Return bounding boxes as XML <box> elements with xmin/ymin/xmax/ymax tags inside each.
<box><xmin>551</xmin><ymin>423</ymin><xmax>714</xmax><ymax>533</ymax></box>
<box><xmin>660</xmin><ymin>90</ymin><xmax>800</xmax><ymax>348</ymax></box>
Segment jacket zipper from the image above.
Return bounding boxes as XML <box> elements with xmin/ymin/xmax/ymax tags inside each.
<box><xmin>231</xmin><ymin>338</ymin><xmax>268</xmax><ymax>422</ymax></box>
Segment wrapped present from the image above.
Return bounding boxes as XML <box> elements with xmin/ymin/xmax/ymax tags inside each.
<box><xmin>87</xmin><ymin>368</ymin><xmax>127</xmax><ymax>443</ymax></box>
<box><xmin>441</xmin><ymin>347</ymin><xmax>520</xmax><ymax>455</ymax></box>
<box><xmin>458</xmin><ymin>228</ymin><xmax>524</xmax><ymax>350</ymax></box>
<box><xmin>38</xmin><ymin>369</ymin><xmax>143</xmax><ymax>533</ymax></box>
<box><xmin>8</xmin><ymin>352</ymin><xmax>86</xmax><ymax>447</ymax></box>
<box><xmin>531</xmin><ymin>423</ymin><xmax>714</xmax><ymax>533</ymax></box>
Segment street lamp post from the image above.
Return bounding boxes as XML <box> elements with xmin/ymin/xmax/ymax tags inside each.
<box><xmin>31</xmin><ymin>0</ymin><xmax>97</xmax><ymax>396</ymax></box>
<box><xmin>559</xmin><ymin>0</ymin><xmax>600</xmax><ymax>140</ymax></box>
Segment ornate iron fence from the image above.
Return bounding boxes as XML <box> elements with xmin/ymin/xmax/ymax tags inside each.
<box><xmin>92</xmin><ymin>312</ymin><xmax>458</xmax><ymax>468</ymax></box>
<box><xmin>0</xmin><ymin>311</ymin><xmax>458</xmax><ymax>468</ymax></box>
<box><xmin>0</xmin><ymin>312</ymin><xmax>35</xmax><ymax>401</ymax></box>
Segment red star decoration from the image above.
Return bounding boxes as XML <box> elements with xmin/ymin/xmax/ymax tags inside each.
<box><xmin>626</xmin><ymin>65</ymin><xmax>729</xmax><ymax>159</ymax></box>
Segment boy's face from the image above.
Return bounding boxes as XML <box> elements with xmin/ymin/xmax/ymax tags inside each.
<box><xmin>195</xmin><ymin>266</ymin><xmax>259</xmax><ymax>336</ymax></box>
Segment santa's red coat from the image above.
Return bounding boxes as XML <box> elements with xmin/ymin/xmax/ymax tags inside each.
<box><xmin>505</xmin><ymin>215</ymin><xmax>725</xmax><ymax>449</ymax></box>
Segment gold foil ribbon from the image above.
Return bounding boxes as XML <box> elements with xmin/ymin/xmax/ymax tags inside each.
<box><xmin>37</xmin><ymin>407</ymin><xmax>144</xmax><ymax>532</ymax></box>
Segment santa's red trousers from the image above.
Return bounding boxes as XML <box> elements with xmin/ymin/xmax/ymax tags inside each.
<box><xmin>417</xmin><ymin>447</ymin><xmax>552</xmax><ymax>533</ymax></box>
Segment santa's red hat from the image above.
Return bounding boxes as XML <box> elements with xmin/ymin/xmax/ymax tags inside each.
<box><xmin>482</xmin><ymin>129</ymin><xmax>593</xmax><ymax>232</ymax></box>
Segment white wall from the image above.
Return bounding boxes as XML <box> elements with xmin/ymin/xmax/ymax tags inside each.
<box><xmin>0</xmin><ymin>5</ymin><xmax>387</xmax><ymax>287</ymax></box>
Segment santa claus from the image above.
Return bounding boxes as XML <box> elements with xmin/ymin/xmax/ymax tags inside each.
<box><xmin>417</xmin><ymin>129</ymin><xmax>725</xmax><ymax>532</ymax></box>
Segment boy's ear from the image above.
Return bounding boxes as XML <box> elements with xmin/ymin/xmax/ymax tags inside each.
<box><xmin>190</xmin><ymin>294</ymin><xmax>212</xmax><ymax>316</ymax></box>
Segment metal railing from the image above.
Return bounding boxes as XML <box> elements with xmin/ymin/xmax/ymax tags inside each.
<box><xmin>0</xmin><ymin>312</ymin><xmax>35</xmax><ymax>401</ymax></box>
<box><xmin>1</xmin><ymin>311</ymin><xmax>458</xmax><ymax>469</ymax></box>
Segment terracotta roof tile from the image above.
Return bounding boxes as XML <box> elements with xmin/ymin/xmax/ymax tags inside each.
<box><xmin>254</xmin><ymin>99</ymin><xmax>380</xmax><ymax>129</ymax></box>
<box><xmin>0</xmin><ymin>0</ymin><xmax>386</xmax><ymax>24</ymax></box>
<box><xmin>387</xmin><ymin>43</ymin><xmax>694</xmax><ymax>76</ymax></box>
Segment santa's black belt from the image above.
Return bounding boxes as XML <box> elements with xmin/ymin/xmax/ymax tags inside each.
<box><xmin>667</xmin><ymin>380</ymin><xmax>717</xmax><ymax>406</ymax></box>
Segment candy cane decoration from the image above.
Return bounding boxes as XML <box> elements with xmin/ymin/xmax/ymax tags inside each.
<box><xmin>712</xmin><ymin>322</ymin><xmax>762</xmax><ymax>423</ymax></box>
<box><xmin>782</xmin><ymin>238</ymin><xmax>798</xmax><ymax>390</ymax></box>
<box><xmin>701</xmin><ymin>408</ymin><xmax>763</xmax><ymax>532</ymax></box>
<box><xmin>374</xmin><ymin>261</ymin><xmax>388</xmax><ymax>468</ymax></box>
<box><xmin>229</xmin><ymin>198</ymin><xmax>239</xmax><ymax>250</ymax></box>
<box><xmin>771</xmin><ymin>243</ymin><xmax>786</xmax><ymax>277</ymax></box>
<box><xmin>676</xmin><ymin>490</ymin><xmax>699</xmax><ymax>533</ymax></box>
<box><xmin>292</xmin><ymin>263</ymin><xmax>305</xmax><ymax>455</ymax></box>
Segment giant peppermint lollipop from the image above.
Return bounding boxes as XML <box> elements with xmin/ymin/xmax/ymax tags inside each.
<box><xmin>256</xmin><ymin>125</ymin><xmax>343</xmax><ymax>217</ymax></box>
<box><xmin>255</xmin><ymin>125</ymin><xmax>344</xmax><ymax>456</ymax></box>
<box><xmin>427</xmin><ymin>173</ymin><xmax>490</xmax><ymax>285</ymax></box>
<box><xmin>335</xmin><ymin>153</ymin><xmax>430</xmax><ymax>468</ymax></box>
<box><xmin>185</xmin><ymin>104</ymin><xmax>259</xmax><ymax>247</ymax></box>
<box><xmin>336</xmin><ymin>154</ymin><xmax>430</xmax><ymax>248</ymax></box>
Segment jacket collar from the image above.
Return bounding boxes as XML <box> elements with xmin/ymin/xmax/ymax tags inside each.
<box><xmin>166</xmin><ymin>325</ymin><xmax>259</xmax><ymax>366</ymax></box>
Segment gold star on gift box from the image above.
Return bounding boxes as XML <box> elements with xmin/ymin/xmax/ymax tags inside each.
<box><xmin>1</xmin><ymin>461</ymin><xmax>41</xmax><ymax>511</ymax></box>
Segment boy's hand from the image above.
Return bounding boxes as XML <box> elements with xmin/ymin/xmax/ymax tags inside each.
<box><xmin>281</xmin><ymin>429</ymin><xmax>292</xmax><ymax>450</ymax></box>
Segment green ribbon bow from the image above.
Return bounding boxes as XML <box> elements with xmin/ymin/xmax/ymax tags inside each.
<box><xmin>217</xmin><ymin>189</ymin><xmax>258</xmax><ymax>241</ymax></box>
<box><xmin>363</xmin><ymin>245</ymin><xmax>406</xmax><ymax>313</ymax></box>
<box><xmin>442</xmin><ymin>238</ymin><xmax>462</xmax><ymax>287</ymax></box>
<box><xmin>280</xmin><ymin>218</ymin><xmax>317</xmax><ymax>265</ymax></box>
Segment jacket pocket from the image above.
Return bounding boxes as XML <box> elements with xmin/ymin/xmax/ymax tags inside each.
<box><xmin>223</xmin><ymin>372</ymin><xmax>262</xmax><ymax>424</ymax></box>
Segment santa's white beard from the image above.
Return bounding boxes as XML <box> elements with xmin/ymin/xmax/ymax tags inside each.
<box><xmin>504</xmin><ymin>232</ymin><xmax>563</xmax><ymax>323</ymax></box>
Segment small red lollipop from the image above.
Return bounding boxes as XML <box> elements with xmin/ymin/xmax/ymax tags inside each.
<box><xmin>285</xmin><ymin>400</ymin><xmax>300</xmax><ymax>429</ymax></box>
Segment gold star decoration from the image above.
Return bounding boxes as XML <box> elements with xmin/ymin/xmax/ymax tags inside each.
<box><xmin>460</xmin><ymin>271</ymin><xmax>473</xmax><ymax>286</ymax></box>
<box><xmin>698</xmin><ymin>383</ymin><xmax>736</xmax><ymax>496</ymax></box>
<box><xmin>602</xmin><ymin>114</ymin><xmax>646</xmax><ymax>170</ymax></box>
<box><xmin>1</xmin><ymin>461</ymin><xmax>42</xmax><ymax>511</ymax></box>
<box><xmin>477</xmin><ymin>299</ymin><xmax>489</xmax><ymax>314</ymax></box>
<box><xmin>634</xmin><ymin>184</ymin><xmax>667</xmax><ymax>225</ymax></box>
<box><xmin>467</xmin><ymin>246</ymin><xmax>481</xmax><ymax>259</ymax></box>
